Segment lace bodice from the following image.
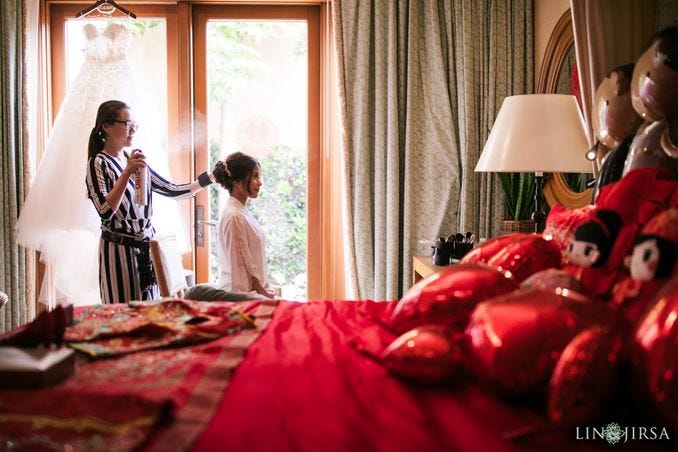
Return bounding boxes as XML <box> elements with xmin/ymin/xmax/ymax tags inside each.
<box><xmin>83</xmin><ymin>23</ymin><xmax>130</xmax><ymax>62</ymax></box>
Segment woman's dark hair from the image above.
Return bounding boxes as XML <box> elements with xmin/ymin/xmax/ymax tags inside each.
<box><xmin>213</xmin><ymin>152</ymin><xmax>259</xmax><ymax>194</ymax></box>
<box><xmin>87</xmin><ymin>100</ymin><xmax>130</xmax><ymax>161</ymax></box>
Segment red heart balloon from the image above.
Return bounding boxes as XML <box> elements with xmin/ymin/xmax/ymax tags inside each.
<box><xmin>521</xmin><ymin>268</ymin><xmax>585</xmax><ymax>295</ymax></box>
<box><xmin>548</xmin><ymin>326</ymin><xmax>622</xmax><ymax>425</ymax></box>
<box><xmin>486</xmin><ymin>235</ymin><xmax>562</xmax><ymax>283</ymax></box>
<box><xmin>465</xmin><ymin>287</ymin><xmax>611</xmax><ymax>398</ymax></box>
<box><xmin>461</xmin><ymin>234</ymin><xmax>526</xmax><ymax>264</ymax></box>
<box><xmin>381</xmin><ymin>325</ymin><xmax>460</xmax><ymax>383</ymax></box>
<box><xmin>632</xmin><ymin>275</ymin><xmax>678</xmax><ymax>432</ymax></box>
<box><xmin>391</xmin><ymin>264</ymin><xmax>518</xmax><ymax>334</ymax></box>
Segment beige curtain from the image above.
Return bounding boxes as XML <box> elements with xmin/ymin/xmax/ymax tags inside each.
<box><xmin>333</xmin><ymin>0</ymin><xmax>532</xmax><ymax>300</ymax></box>
<box><xmin>0</xmin><ymin>0</ymin><xmax>34</xmax><ymax>333</ymax></box>
<box><xmin>570</xmin><ymin>0</ymin><xmax>656</xmax><ymax>145</ymax></box>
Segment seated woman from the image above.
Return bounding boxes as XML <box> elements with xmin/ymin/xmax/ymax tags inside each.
<box><xmin>185</xmin><ymin>152</ymin><xmax>275</xmax><ymax>301</ymax></box>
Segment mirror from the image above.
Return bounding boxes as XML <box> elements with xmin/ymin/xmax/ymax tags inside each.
<box><xmin>539</xmin><ymin>10</ymin><xmax>594</xmax><ymax>208</ymax></box>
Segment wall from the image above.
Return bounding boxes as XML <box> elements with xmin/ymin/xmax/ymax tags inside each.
<box><xmin>534</xmin><ymin>0</ymin><xmax>570</xmax><ymax>86</ymax></box>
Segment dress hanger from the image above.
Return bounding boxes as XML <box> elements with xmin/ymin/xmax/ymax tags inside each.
<box><xmin>75</xmin><ymin>0</ymin><xmax>137</xmax><ymax>19</ymax></box>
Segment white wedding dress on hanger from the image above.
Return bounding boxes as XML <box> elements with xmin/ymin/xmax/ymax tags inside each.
<box><xmin>16</xmin><ymin>22</ymin><xmax>189</xmax><ymax>307</ymax></box>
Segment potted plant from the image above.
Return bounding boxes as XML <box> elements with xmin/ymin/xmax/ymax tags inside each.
<box><xmin>499</xmin><ymin>173</ymin><xmax>536</xmax><ymax>234</ymax></box>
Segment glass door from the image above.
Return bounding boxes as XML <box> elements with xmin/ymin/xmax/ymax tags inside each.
<box><xmin>193</xmin><ymin>5</ymin><xmax>320</xmax><ymax>300</ymax></box>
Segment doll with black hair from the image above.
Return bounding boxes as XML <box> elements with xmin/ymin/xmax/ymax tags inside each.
<box><xmin>611</xmin><ymin>208</ymin><xmax>678</xmax><ymax>325</ymax></box>
<box><xmin>567</xmin><ymin>209</ymin><xmax>623</xmax><ymax>269</ymax></box>
<box><xmin>628</xmin><ymin>208</ymin><xmax>678</xmax><ymax>282</ymax></box>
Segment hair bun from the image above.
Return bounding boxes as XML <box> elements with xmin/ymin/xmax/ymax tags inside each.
<box><xmin>213</xmin><ymin>160</ymin><xmax>229</xmax><ymax>185</ymax></box>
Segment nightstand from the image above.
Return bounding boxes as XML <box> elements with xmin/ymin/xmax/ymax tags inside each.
<box><xmin>412</xmin><ymin>255</ymin><xmax>450</xmax><ymax>286</ymax></box>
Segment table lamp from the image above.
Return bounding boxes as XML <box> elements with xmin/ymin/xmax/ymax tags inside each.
<box><xmin>475</xmin><ymin>94</ymin><xmax>592</xmax><ymax>232</ymax></box>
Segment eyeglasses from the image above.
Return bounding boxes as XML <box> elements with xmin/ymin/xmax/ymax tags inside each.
<box><xmin>112</xmin><ymin>119</ymin><xmax>139</xmax><ymax>132</ymax></box>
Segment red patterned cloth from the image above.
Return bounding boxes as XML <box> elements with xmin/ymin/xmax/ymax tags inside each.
<box><xmin>65</xmin><ymin>299</ymin><xmax>256</xmax><ymax>357</ymax></box>
<box><xmin>0</xmin><ymin>304</ymin><xmax>68</xmax><ymax>347</ymax></box>
<box><xmin>0</xmin><ymin>391</ymin><xmax>171</xmax><ymax>451</ymax></box>
<box><xmin>0</xmin><ymin>300</ymin><xmax>276</xmax><ymax>452</ymax></box>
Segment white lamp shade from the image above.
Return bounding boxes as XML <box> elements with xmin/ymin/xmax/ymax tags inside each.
<box><xmin>475</xmin><ymin>94</ymin><xmax>593</xmax><ymax>173</ymax></box>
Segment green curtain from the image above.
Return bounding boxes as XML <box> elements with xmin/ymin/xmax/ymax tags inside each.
<box><xmin>333</xmin><ymin>0</ymin><xmax>532</xmax><ymax>300</ymax></box>
<box><xmin>0</xmin><ymin>0</ymin><xmax>32</xmax><ymax>333</ymax></box>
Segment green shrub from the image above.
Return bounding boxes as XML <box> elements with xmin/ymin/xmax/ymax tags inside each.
<box><xmin>250</xmin><ymin>145</ymin><xmax>307</xmax><ymax>293</ymax></box>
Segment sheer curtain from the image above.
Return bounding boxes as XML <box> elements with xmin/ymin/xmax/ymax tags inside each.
<box><xmin>0</xmin><ymin>0</ymin><xmax>34</xmax><ymax>333</ymax></box>
<box><xmin>333</xmin><ymin>0</ymin><xmax>532</xmax><ymax>300</ymax></box>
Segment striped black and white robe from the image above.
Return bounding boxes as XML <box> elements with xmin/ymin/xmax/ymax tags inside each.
<box><xmin>86</xmin><ymin>153</ymin><xmax>193</xmax><ymax>304</ymax></box>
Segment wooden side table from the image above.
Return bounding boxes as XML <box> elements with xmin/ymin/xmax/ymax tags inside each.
<box><xmin>412</xmin><ymin>255</ymin><xmax>449</xmax><ymax>286</ymax></box>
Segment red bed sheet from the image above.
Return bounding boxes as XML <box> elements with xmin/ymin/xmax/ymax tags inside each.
<box><xmin>193</xmin><ymin>300</ymin><xmax>610</xmax><ymax>452</ymax></box>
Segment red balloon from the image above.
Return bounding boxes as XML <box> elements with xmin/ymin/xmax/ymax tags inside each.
<box><xmin>486</xmin><ymin>235</ymin><xmax>563</xmax><ymax>283</ymax></box>
<box><xmin>391</xmin><ymin>264</ymin><xmax>518</xmax><ymax>334</ymax></box>
<box><xmin>548</xmin><ymin>326</ymin><xmax>622</xmax><ymax>425</ymax></box>
<box><xmin>632</xmin><ymin>275</ymin><xmax>678</xmax><ymax>432</ymax></box>
<box><xmin>521</xmin><ymin>268</ymin><xmax>585</xmax><ymax>295</ymax></box>
<box><xmin>544</xmin><ymin>204</ymin><xmax>595</xmax><ymax>256</ymax></box>
<box><xmin>465</xmin><ymin>287</ymin><xmax>611</xmax><ymax>398</ymax></box>
<box><xmin>381</xmin><ymin>325</ymin><xmax>461</xmax><ymax>383</ymax></box>
<box><xmin>461</xmin><ymin>234</ymin><xmax>526</xmax><ymax>264</ymax></box>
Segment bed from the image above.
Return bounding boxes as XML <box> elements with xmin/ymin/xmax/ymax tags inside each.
<box><xmin>1</xmin><ymin>296</ymin><xmax>670</xmax><ymax>452</ymax></box>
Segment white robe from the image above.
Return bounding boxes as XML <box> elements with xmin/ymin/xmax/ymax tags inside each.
<box><xmin>217</xmin><ymin>196</ymin><xmax>270</xmax><ymax>294</ymax></box>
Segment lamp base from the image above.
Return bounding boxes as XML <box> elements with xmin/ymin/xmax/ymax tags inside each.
<box><xmin>500</xmin><ymin>219</ymin><xmax>536</xmax><ymax>236</ymax></box>
<box><xmin>532</xmin><ymin>172</ymin><xmax>546</xmax><ymax>233</ymax></box>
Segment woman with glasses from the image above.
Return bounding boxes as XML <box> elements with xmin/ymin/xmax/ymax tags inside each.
<box><xmin>85</xmin><ymin>100</ymin><xmax>214</xmax><ymax>303</ymax></box>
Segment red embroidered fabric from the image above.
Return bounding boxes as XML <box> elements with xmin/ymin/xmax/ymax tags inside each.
<box><xmin>0</xmin><ymin>300</ymin><xmax>276</xmax><ymax>451</ymax></box>
<box><xmin>64</xmin><ymin>299</ymin><xmax>256</xmax><ymax>357</ymax></box>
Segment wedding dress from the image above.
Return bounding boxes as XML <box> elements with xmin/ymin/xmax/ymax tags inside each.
<box><xmin>16</xmin><ymin>22</ymin><xmax>188</xmax><ymax>306</ymax></box>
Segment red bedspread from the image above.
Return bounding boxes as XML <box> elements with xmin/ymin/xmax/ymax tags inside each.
<box><xmin>2</xmin><ymin>300</ymin><xmax>671</xmax><ymax>451</ymax></box>
<box><xmin>193</xmin><ymin>300</ymin><xmax>587</xmax><ymax>452</ymax></box>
